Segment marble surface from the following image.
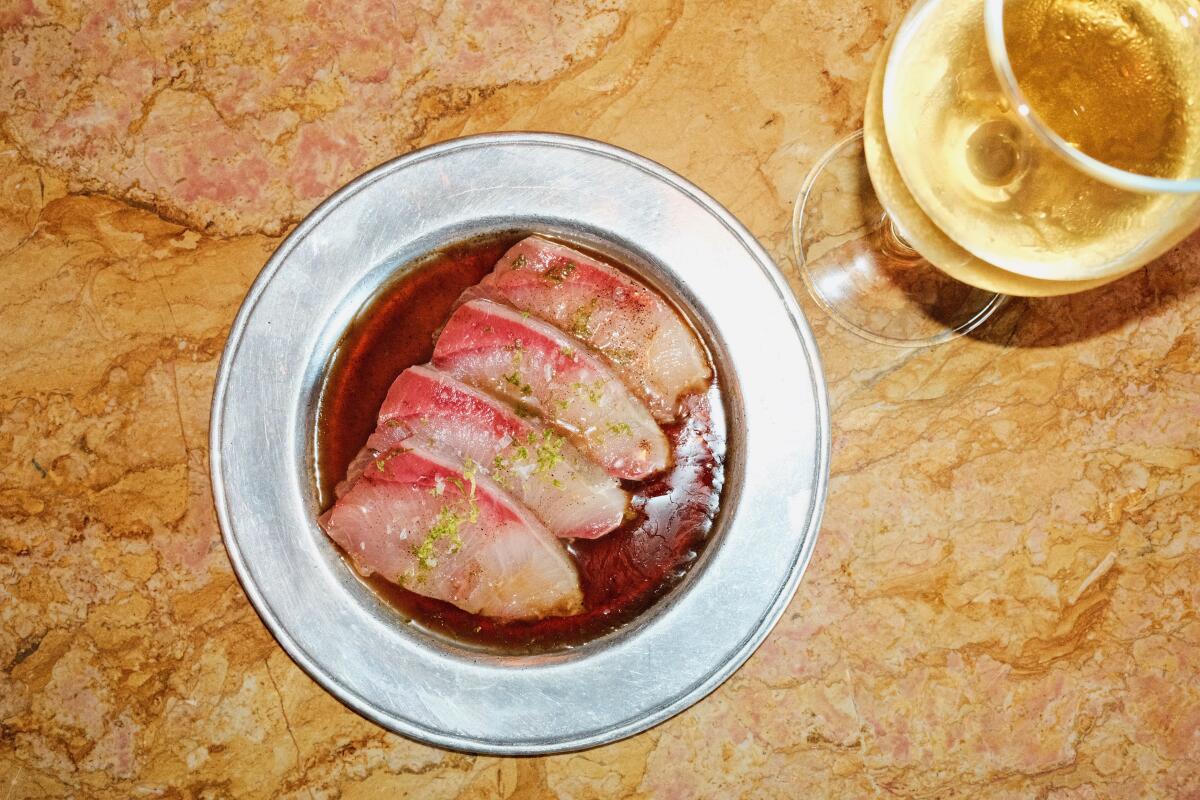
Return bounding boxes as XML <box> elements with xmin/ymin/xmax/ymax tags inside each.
<box><xmin>2</xmin><ymin>1</ymin><xmax>1198</xmax><ymax>797</ymax></box>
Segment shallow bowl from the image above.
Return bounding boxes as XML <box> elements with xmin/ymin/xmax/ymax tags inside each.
<box><xmin>210</xmin><ymin>133</ymin><xmax>829</xmax><ymax>754</ymax></box>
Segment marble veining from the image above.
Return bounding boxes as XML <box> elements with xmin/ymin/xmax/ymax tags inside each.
<box><xmin>2</xmin><ymin>1</ymin><xmax>1198</xmax><ymax>797</ymax></box>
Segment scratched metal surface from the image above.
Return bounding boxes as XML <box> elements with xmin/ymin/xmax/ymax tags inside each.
<box><xmin>208</xmin><ymin>133</ymin><xmax>830</xmax><ymax>754</ymax></box>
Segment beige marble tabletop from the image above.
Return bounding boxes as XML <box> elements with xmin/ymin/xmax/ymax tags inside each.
<box><xmin>2</xmin><ymin>1</ymin><xmax>1199</xmax><ymax>797</ymax></box>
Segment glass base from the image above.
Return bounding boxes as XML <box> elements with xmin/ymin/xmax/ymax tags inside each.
<box><xmin>792</xmin><ymin>131</ymin><xmax>1007</xmax><ymax>347</ymax></box>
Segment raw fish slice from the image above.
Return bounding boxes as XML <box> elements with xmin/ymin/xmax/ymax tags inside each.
<box><xmin>432</xmin><ymin>299</ymin><xmax>669</xmax><ymax>480</ymax></box>
<box><xmin>331</xmin><ymin>443</ymin><xmax>376</xmax><ymax>501</ymax></box>
<box><xmin>460</xmin><ymin>236</ymin><xmax>711</xmax><ymax>421</ymax></box>
<box><xmin>321</xmin><ymin>444</ymin><xmax>582</xmax><ymax>619</ymax></box>
<box><xmin>368</xmin><ymin>365</ymin><xmax>628</xmax><ymax>539</ymax></box>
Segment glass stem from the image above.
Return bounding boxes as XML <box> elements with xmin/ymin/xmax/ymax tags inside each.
<box><xmin>877</xmin><ymin>214</ymin><xmax>924</xmax><ymax>266</ymax></box>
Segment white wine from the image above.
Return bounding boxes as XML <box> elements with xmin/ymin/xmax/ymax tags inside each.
<box><xmin>1007</xmin><ymin>0</ymin><xmax>1191</xmax><ymax>179</ymax></box>
<box><xmin>864</xmin><ymin>36</ymin><xmax>1124</xmax><ymax>296</ymax></box>
<box><xmin>881</xmin><ymin>0</ymin><xmax>1200</xmax><ymax>281</ymax></box>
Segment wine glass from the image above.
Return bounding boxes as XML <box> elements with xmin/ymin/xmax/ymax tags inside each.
<box><xmin>794</xmin><ymin>0</ymin><xmax>1200</xmax><ymax>347</ymax></box>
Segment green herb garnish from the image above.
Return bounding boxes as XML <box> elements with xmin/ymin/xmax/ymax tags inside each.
<box><xmin>412</xmin><ymin>463</ymin><xmax>480</xmax><ymax>571</ymax></box>
<box><xmin>569</xmin><ymin>303</ymin><xmax>596</xmax><ymax>338</ymax></box>
<box><xmin>414</xmin><ymin>506</ymin><xmax>465</xmax><ymax>570</ymax></box>
<box><xmin>508</xmin><ymin>340</ymin><xmax>525</xmax><ymax>366</ymax></box>
<box><xmin>544</xmin><ymin>260</ymin><xmax>577</xmax><ymax>285</ymax></box>
<box><xmin>604</xmin><ymin>347</ymin><xmax>636</xmax><ymax>365</ymax></box>
<box><xmin>503</xmin><ymin>371</ymin><xmax>533</xmax><ymax>396</ymax></box>
<box><xmin>534</xmin><ymin>430</ymin><xmax>565</xmax><ymax>475</ymax></box>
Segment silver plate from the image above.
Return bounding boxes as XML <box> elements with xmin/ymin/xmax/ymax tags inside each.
<box><xmin>210</xmin><ymin>133</ymin><xmax>830</xmax><ymax>754</ymax></box>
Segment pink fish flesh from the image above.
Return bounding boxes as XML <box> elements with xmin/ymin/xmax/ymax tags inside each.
<box><xmin>321</xmin><ymin>444</ymin><xmax>583</xmax><ymax>619</ymax></box>
<box><xmin>460</xmin><ymin>236</ymin><xmax>711</xmax><ymax>421</ymax></box>
<box><xmin>431</xmin><ymin>299</ymin><xmax>670</xmax><ymax>480</ymax></box>
<box><xmin>368</xmin><ymin>365</ymin><xmax>628</xmax><ymax>539</ymax></box>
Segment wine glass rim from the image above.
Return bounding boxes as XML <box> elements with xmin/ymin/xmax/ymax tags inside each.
<box><xmin>983</xmin><ymin>0</ymin><xmax>1200</xmax><ymax>195</ymax></box>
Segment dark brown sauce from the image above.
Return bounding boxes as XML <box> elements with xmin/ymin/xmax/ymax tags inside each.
<box><xmin>315</xmin><ymin>231</ymin><xmax>726</xmax><ymax>653</ymax></box>
<box><xmin>314</xmin><ymin>234</ymin><xmax>512</xmax><ymax>509</ymax></box>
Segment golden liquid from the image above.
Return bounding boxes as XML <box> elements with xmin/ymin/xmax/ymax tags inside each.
<box><xmin>864</xmin><ymin>37</ymin><xmax>1123</xmax><ymax>296</ymax></box>
<box><xmin>1009</xmin><ymin>0</ymin><xmax>1190</xmax><ymax>178</ymax></box>
<box><xmin>881</xmin><ymin>0</ymin><xmax>1200</xmax><ymax>281</ymax></box>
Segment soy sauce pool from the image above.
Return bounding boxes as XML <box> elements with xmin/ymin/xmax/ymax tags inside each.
<box><xmin>314</xmin><ymin>231</ymin><xmax>726</xmax><ymax>653</ymax></box>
